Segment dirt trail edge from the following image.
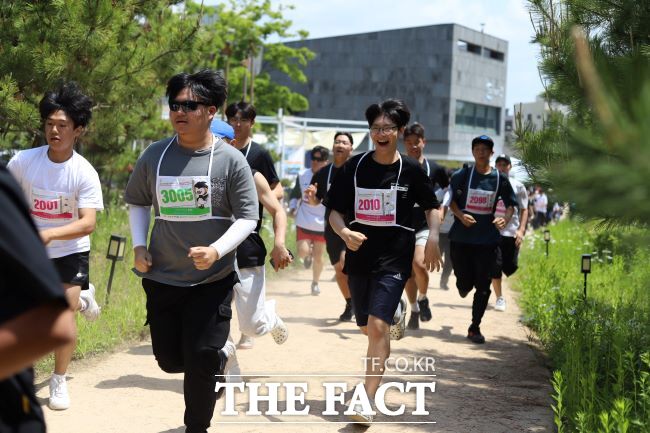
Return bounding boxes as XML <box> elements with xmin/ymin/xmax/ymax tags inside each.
<box><xmin>39</xmin><ymin>265</ymin><xmax>553</xmax><ymax>433</ymax></box>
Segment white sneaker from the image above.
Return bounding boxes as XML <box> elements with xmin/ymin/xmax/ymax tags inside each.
<box><xmin>221</xmin><ymin>341</ymin><xmax>242</xmax><ymax>383</ymax></box>
<box><xmin>80</xmin><ymin>283</ymin><xmax>101</xmax><ymax>321</ymax></box>
<box><xmin>237</xmin><ymin>334</ymin><xmax>254</xmax><ymax>350</ymax></box>
<box><xmin>270</xmin><ymin>316</ymin><xmax>289</xmax><ymax>345</ymax></box>
<box><xmin>346</xmin><ymin>400</ymin><xmax>374</xmax><ymax>425</ymax></box>
<box><xmin>48</xmin><ymin>374</ymin><xmax>70</xmax><ymax>410</ymax></box>
<box><xmin>389</xmin><ymin>298</ymin><xmax>407</xmax><ymax>341</ymax></box>
<box><xmin>310</xmin><ymin>281</ymin><xmax>320</xmax><ymax>296</ymax></box>
<box><xmin>495</xmin><ymin>296</ymin><xmax>507</xmax><ymax>312</ymax></box>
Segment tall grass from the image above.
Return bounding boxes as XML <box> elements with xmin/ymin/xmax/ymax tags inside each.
<box><xmin>516</xmin><ymin>220</ymin><xmax>650</xmax><ymax>432</ymax></box>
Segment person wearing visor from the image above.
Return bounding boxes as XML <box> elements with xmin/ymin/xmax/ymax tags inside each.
<box><xmin>125</xmin><ymin>70</ymin><xmax>258</xmax><ymax>433</ymax></box>
<box><xmin>448</xmin><ymin>135</ymin><xmax>517</xmax><ymax>344</ymax></box>
<box><xmin>289</xmin><ymin>145</ymin><xmax>330</xmax><ymax>295</ymax></box>
<box><xmin>491</xmin><ymin>154</ymin><xmax>528</xmax><ymax>312</ymax></box>
<box><xmin>325</xmin><ymin>99</ymin><xmax>441</xmax><ymax>425</ymax></box>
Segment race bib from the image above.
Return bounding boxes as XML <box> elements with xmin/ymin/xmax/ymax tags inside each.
<box><xmin>354</xmin><ymin>186</ymin><xmax>397</xmax><ymax>225</ymax></box>
<box><xmin>465</xmin><ymin>188</ymin><xmax>496</xmax><ymax>215</ymax></box>
<box><xmin>30</xmin><ymin>186</ymin><xmax>74</xmax><ymax>221</ymax></box>
<box><xmin>157</xmin><ymin>176</ymin><xmax>211</xmax><ymax>220</ymax></box>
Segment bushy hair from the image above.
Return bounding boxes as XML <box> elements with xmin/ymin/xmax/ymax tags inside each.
<box><xmin>39</xmin><ymin>81</ymin><xmax>93</xmax><ymax>128</ymax></box>
<box><xmin>333</xmin><ymin>131</ymin><xmax>354</xmax><ymax>145</ymax></box>
<box><xmin>364</xmin><ymin>99</ymin><xmax>410</xmax><ymax>128</ymax></box>
<box><xmin>225</xmin><ymin>101</ymin><xmax>257</xmax><ymax>121</ymax></box>
<box><xmin>403</xmin><ymin>123</ymin><xmax>425</xmax><ymax>140</ymax></box>
<box><xmin>166</xmin><ymin>70</ymin><xmax>227</xmax><ymax>108</ymax></box>
<box><xmin>311</xmin><ymin>145</ymin><xmax>330</xmax><ymax>160</ymax></box>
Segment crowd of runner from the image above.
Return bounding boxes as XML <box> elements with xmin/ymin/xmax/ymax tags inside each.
<box><xmin>0</xmin><ymin>70</ymin><xmax>559</xmax><ymax>432</ymax></box>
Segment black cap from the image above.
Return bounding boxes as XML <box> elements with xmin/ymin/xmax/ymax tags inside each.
<box><xmin>471</xmin><ymin>135</ymin><xmax>494</xmax><ymax>149</ymax></box>
<box><xmin>495</xmin><ymin>154</ymin><xmax>511</xmax><ymax>164</ymax></box>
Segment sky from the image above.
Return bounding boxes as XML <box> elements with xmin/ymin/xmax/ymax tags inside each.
<box><xmin>205</xmin><ymin>0</ymin><xmax>544</xmax><ymax>111</ymax></box>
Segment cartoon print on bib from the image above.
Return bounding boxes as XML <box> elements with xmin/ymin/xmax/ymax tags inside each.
<box><xmin>30</xmin><ymin>186</ymin><xmax>75</xmax><ymax>221</ymax></box>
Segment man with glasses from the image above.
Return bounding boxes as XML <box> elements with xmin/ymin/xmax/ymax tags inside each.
<box><xmin>289</xmin><ymin>145</ymin><xmax>329</xmax><ymax>295</ymax></box>
<box><xmin>125</xmin><ymin>70</ymin><xmax>259</xmax><ymax>433</ymax></box>
<box><xmin>225</xmin><ymin>101</ymin><xmax>283</xmax><ymax>349</ymax></box>
<box><xmin>305</xmin><ymin>132</ymin><xmax>355</xmax><ymax>320</ymax></box>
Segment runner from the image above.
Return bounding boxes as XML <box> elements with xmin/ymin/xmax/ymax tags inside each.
<box><xmin>7</xmin><ymin>82</ymin><xmax>103</xmax><ymax>411</ymax></box>
<box><xmin>305</xmin><ymin>132</ymin><xmax>354</xmax><ymax>320</ymax></box>
<box><xmin>0</xmin><ymin>164</ymin><xmax>76</xmax><ymax>432</ymax></box>
<box><xmin>491</xmin><ymin>154</ymin><xmax>528</xmax><ymax>312</ymax></box>
<box><xmin>448</xmin><ymin>135</ymin><xmax>517</xmax><ymax>344</ymax></box>
<box><xmin>402</xmin><ymin>123</ymin><xmax>449</xmax><ymax>330</ymax></box>
<box><xmin>325</xmin><ymin>99</ymin><xmax>441</xmax><ymax>425</ymax></box>
<box><xmin>225</xmin><ymin>101</ymin><xmax>283</xmax><ymax>349</ymax></box>
<box><xmin>125</xmin><ymin>70</ymin><xmax>258</xmax><ymax>433</ymax></box>
<box><xmin>532</xmin><ymin>187</ymin><xmax>548</xmax><ymax>229</ymax></box>
<box><xmin>289</xmin><ymin>146</ymin><xmax>329</xmax><ymax>295</ymax></box>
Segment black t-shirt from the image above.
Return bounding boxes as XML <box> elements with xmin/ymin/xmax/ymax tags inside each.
<box><xmin>411</xmin><ymin>159</ymin><xmax>448</xmax><ymax>232</ymax></box>
<box><xmin>448</xmin><ymin>166</ymin><xmax>517</xmax><ymax>245</ymax></box>
<box><xmin>0</xmin><ymin>164</ymin><xmax>67</xmax><ymax>432</ymax></box>
<box><xmin>237</xmin><ymin>142</ymin><xmax>279</xmax><ymax>268</ymax></box>
<box><xmin>324</xmin><ymin>152</ymin><xmax>439</xmax><ymax>276</ymax></box>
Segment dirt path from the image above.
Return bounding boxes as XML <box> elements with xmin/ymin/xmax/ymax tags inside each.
<box><xmin>38</xmin><ymin>265</ymin><xmax>553</xmax><ymax>433</ymax></box>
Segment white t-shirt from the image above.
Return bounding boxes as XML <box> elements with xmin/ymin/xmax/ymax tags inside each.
<box><xmin>534</xmin><ymin>192</ymin><xmax>548</xmax><ymax>213</ymax></box>
<box><xmin>294</xmin><ymin>168</ymin><xmax>325</xmax><ymax>232</ymax></box>
<box><xmin>8</xmin><ymin>146</ymin><xmax>104</xmax><ymax>258</ymax></box>
<box><xmin>495</xmin><ymin>176</ymin><xmax>528</xmax><ymax>237</ymax></box>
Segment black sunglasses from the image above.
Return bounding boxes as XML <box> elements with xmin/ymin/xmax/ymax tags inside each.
<box><xmin>169</xmin><ymin>100</ymin><xmax>205</xmax><ymax>113</ymax></box>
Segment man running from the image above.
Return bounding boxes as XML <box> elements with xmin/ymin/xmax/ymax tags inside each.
<box><xmin>125</xmin><ymin>70</ymin><xmax>258</xmax><ymax>433</ymax></box>
<box><xmin>402</xmin><ymin>123</ymin><xmax>449</xmax><ymax>330</ymax></box>
<box><xmin>448</xmin><ymin>135</ymin><xmax>517</xmax><ymax>344</ymax></box>
<box><xmin>305</xmin><ymin>132</ymin><xmax>355</xmax><ymax>320</ymax></box>
<box><xmin>325</xmin><ymin>99</ymin><xmax>441</xmax><ymax>425</ymax></box>
<box><xmin>8</xmin><ymin>82</ymin><xmax>103</xmax><ymax>411</ymax></box>
<box><xmin>491</xmin><ymin>154</ymin><xmax>528</xmax><ymax>312</ymax></box>
<box><xmin>289</xmin><ymin>146</ymin><xmax>329</xmax><ymax>295</ymax></box>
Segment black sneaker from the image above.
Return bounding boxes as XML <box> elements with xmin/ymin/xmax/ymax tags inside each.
<box><xmin>407</xmin><ymin>312</ymin><xmax>419</xmax><ymax>330</ymax></box>
<box><xmin>467</xmin><ymin>326</ymin><xmax>485</xmax><ymax>344</ymax></box>
<box><xmin>215</xmin><ymin>349</ymin><xmax>228</xmax><ymax>399</ymax></box>
<box><xmin>418</xmin><ymin>297</ymin><xmax>432</xmax><ymax>322</ymax></box>
<box><xmin>339</xmin><ymin>302</ymin><xmax>353</xmax><ymax>322</ymax></box>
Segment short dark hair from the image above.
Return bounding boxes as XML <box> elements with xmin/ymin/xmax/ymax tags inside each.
<box><xmin>365</xmin><ymin>99</ymin><xmax>410</xmax><ymax>128</ymax></box>
<box><xmin>403</xmin><ymin>123</ymin><xmax>425</xmax><ymax>140</ymax></box>
<box><xmin>333</xmin><ymin>131</ymin><xmax>353</xmax><ymax>145</ymax></box>
<box><xmin>39</xmin><ymin>81</ymin><xmax>93</xmax><ymax>128</ymax></box>
<box><xmin>225</xmin><ymin>101</ymin><xmax>257</xmax><ymax>121</ymax></box>
<box><xmin>166</xmin><ymin>70</ymin><xmax>227</xmax><ymax>108</ymax></box>
<box><xmin>311</xmin><ymin>145</ymin><xmax>330</xmax><ymax>161</ymax></box>
<box><xmin>471</xmin><ymin>135</ymin><xmax>494</xmax><ymax>149</ymax></box>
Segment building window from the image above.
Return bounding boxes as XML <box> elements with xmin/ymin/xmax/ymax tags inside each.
<box><xmin>483</xmin><ymin>47</ymin><xmax>505</xmax><ymax>61</ymax></box>
<box><xmin>457</xmin><ymin>40</ymin><xmax>481</xmax><ymax>55</ymax></box>
<box><xmin>455</xmin><ymin>100</ymin><xmax>501</xmax><ymax>135</ymax></box>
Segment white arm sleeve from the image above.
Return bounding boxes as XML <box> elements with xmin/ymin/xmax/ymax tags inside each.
<box><xmin>210</xmin><ymin>218</ymin><xmax>257</xmax><ymax>258</ymax></box>
<box><xmin>129</xmin><ymin>205</ymin><xmax>151</xmax><ymax>248</ymax></box>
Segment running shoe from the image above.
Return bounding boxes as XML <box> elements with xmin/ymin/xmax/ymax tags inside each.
<box><xmin>418</xmin><ymin>297</ymin><xmax>432</xmax><ymax>322</ymax></box>
<box><xmin>48</xmin><ymin>374</ymin><xmax>70</xmax><ymax>410</ymax></box>
<box><xmin>215</xmin><ymin>349</ymin><xmax>228</xmax><ymax>399</ymax></box>
<box><xmin>407</xmin><ymin>312</ymin><xmax>419</xmax><ymax>330</ymax></box>
<box><xmin>222</xmin><ymin>340</ymin><xmax>242</xmax><ymax>383</ymax></box>
<box><xmin>339</xmin><ymin>302</ymin><xmax>353</xmax><ymax>322</ymax></box>
<box><xmin>303</xmin><ymin>255</ymin><xmax>312</xmax><ymax>269</ymax></box>
<box><xmin>237</xmin><ymin>334</ymin><xmax>254</xmax><ymax>349</ymax></box>
<box><xmin>270</xmin><ymin>316</ymin><xmax>289</xmax><ymax>345</ymax></box>
<box><xmin>494</xmin><ymin>296</ymin><xmax>507</xmax><ymax>312</ymax></box>
<box><xmin>346</xmin><ymin>400</ymin><xmax>374</xmax><ymax>425</ymax></box>
<box><xmin>389</xmin><ymin>298</ymin><xmax>407</xmax><ymax>341</ymax></box>
<box><xmin>310</xmin><ymin>281</ymin><xmax>320</xmax><ymax>296</ymax></box>
<box><xmin>467</xmin><ymin>326</ymin><xmax>486</xmax><ymax>344</ymax></box>
<box><xmin>79</xmin><ymin>283</ymin><xmax>101</xmax><ymax>321</ymax></box>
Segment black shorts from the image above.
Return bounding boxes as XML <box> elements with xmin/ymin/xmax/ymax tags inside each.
<box><xmin>52</xmin><ymin>251</ymin><xmax>90</xmax><ymax>290</ymax></box>
<box><xmin>450</xmin><ymin>242</ymin><xmax>501</xmax><ymax>296</ymax></box>
<box><xmin>348</xmin><ymin>272</ymin><xmax>406</xmax><ymax>327</ymax></box>
<box><xmin>325</xmin><ymin>228</ymin><xmax>346</xmax><ymax>265</ymax></box>
<box><xmin>494</xmin><ymin>236</ymin><xmax>519</xmax><ymax>277</ymax></box>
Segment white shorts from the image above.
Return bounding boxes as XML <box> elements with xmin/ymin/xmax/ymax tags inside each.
<box><xmin>415</xmin><ymin>228</ymin><xmax>429</xmax><ymax>247</ymax></box>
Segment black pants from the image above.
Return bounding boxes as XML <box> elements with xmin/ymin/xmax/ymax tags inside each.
<box><xmin>450</xmin><ymin>242</ymin><xmax>500</xmax><ymax>329</ymax></box>
<box><xmin>143</xmin><ymin>273</ymin><xmax>236</xmax><ymax>433</ymax></box>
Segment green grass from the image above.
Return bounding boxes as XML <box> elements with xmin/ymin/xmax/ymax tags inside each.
<box><xmin>515</xmin><ymin>220</ymin><xmax>650</xmax><ymax>432</ymax></box>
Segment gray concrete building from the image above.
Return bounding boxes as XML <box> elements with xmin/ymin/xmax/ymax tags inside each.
<box><xmin>268</xmin><ymin>23</ymin><xmax>508</xmax><ymax>161</ymax></box>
